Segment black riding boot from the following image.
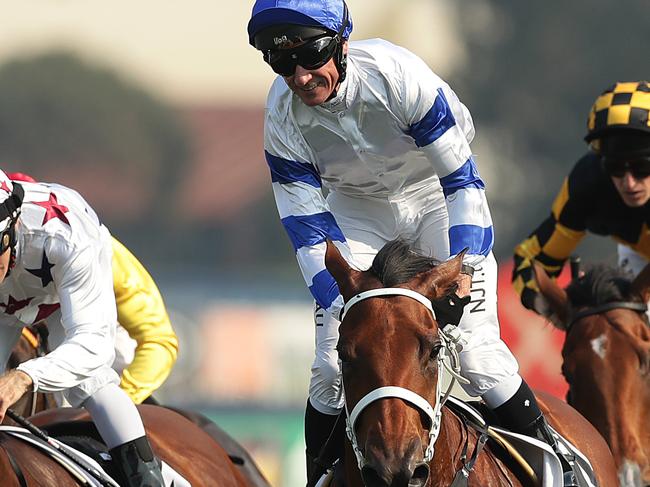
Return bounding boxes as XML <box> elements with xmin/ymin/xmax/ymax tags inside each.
<box><xmin>109</xmin><ymin>436</ymin><xmax>164</xmax><ymax>487</ymax></box>
<box><xmin>492</xmin><ymin>381</ymin><xmax>578</xmax><ymax>487</ymax></box>
<box><xmin>305</xmin><ymin>398</ymin><xmax>340</xmax><ymax>487</ymax></box>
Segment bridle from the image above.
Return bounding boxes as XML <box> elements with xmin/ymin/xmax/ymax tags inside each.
<box><xmin>568</xmin><ymin>301</ymin><xmax>648</xmax><ymax>330</ymax></box>
<box><xmin>340</xmin><ymin>287</ymin><xmax>468</xmax><ymax>469</ymax></box>
<box><xmin>564</xmin><ymin>256</ymin><xmax>648</xmax><ymax>330</ymax></box>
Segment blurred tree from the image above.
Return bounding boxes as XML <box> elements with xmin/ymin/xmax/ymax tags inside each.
<box><xmin>0</xmin><ymin>51</ymin><xmax>190</xmax><ymax>228</ymax></box>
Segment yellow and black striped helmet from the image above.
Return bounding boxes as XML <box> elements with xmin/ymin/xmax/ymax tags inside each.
<box><xmin>585</xmin><ymin>81</ymin><xmax>650</xmax><ymax>151</ymax></box>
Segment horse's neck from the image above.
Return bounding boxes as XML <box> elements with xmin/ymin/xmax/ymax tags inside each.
<box><xmin>429</xmin><ymin>409</ymin><xmax>469</xmax><ymax>483</ymax></box>
<box><xmin>431</xmin><ymin>408</ymin><xmax>523</xmax><ymax>487</ymax></box>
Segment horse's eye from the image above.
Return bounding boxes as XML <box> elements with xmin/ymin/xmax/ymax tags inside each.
<box><xmin>429</xmin><ymin>343</ymin><xmax>443</xmax><ymax>360</ymax></box>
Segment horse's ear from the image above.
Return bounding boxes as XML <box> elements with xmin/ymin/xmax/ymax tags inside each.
<box><xmin>631</xmin><ymin>263</ymin><xmax>650</xmax><ymax>303</ymax></box>
<box><xmin>410</xmin><ymin>251</ymin><xmax>464</xmax><ymax>300</ymax></box>
<box><xmin>532</xmin><ymin>262</ymin><xmax>570</xmax><ymax>325</ymax></box>
<box><xmin>324</xmin><ymin>240</ymin><xmax>363</xmax><ymax>299</ymax></box>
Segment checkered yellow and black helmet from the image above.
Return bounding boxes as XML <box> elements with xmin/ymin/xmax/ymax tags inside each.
<box><xmin>585</xmin><ymin>81</ymin><xmax>650</xmax><ymax>152</ymax></box>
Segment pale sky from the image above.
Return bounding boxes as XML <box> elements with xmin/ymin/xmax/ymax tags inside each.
<box><xmin>1</xmin><ymin>0</ymin><xmax>467</xmax><ymax>106</ymax></box>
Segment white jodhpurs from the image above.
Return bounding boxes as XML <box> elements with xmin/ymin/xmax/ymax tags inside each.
<box><xmin>618</xmin><ymin>244</ymin><xmax>650</xmax><ymax>321</ymax></box>
<box><xmin>618</xmin><ymin>243</ymin><xmax>649</xmax><ymax>277</ymax></box>
<box><xmin>82</xmin><ymin>383</ymin><xmax>146</xmax><ymax>449</ymax></box>
<box><xmin>308</xmin><ymin>190</ymin><xmax>522</xmax><ymax>413</ymax></box>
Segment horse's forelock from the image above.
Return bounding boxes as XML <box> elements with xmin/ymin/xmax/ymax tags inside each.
<box><xmin>369</xmin><ymin>239</ymin><xmax>440</xmax><ymax>287</ymax></box>
<box><xmin>566</xmin><ymin>264</ymin><xmax>642</xmax><ymax>307</ymax></box>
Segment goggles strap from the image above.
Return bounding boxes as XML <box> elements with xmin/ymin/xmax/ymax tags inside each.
<box><xmin>0</xmin><ymin>183</ymin><xmax>24</xmax><ymax>223</ymax></box>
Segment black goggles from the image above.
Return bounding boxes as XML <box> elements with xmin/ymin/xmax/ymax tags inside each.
<box><xmin>603</xmin><ymin>157</ymin><xmax>650</xmax><ymax>179</ymax></box>
<box><xmin>263</xmin><ymin>35</ymin><xmax>340</xmax><ymax>76</ymax></box>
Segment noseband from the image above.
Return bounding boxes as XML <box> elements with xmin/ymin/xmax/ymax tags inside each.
<box><xmin>340</xmin><ymin>288</ymin><xmax>467</xmax><ymax>469</ymax></box>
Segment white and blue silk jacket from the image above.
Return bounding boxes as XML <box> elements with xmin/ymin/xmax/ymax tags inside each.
<box><xmin>263</xmin><ymin>39</ymin><xmax>494</xmax><ymax>317</ymax></box>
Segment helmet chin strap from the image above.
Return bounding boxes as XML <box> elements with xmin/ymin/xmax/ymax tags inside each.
<box><xmin>0</xmin><ymin>182</ymin><xmax>24</xmax><ymax>276</ymax></box>
<box><xmin>334</xmin><ymin>44</ymin><xmax>348</xmax><ymax>83</ymax></box>
<box><xmin>323</xmin><ymin>43</ymin><xmax>348</xmax><ymax>103</ymax></box>
<box><xmin>329</xmin><ymin>1</ymin><xmax>350</xmax><ymax>92</ymax></box>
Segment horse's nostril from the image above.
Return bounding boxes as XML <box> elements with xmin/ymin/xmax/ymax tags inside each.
<box><xmin>360</xmin><ymin>465</ymin><xmax>388</xmax><ymax>487</ymax></box>
<box><xmin>407</xmin><ymin>462</ymin><xmax>430</xmax><ymax>487</ymax></box>
<box><xmin>412</xmin><ymin>462</ymin><xmax>430</xmax><ymax>482</ymax></box>
<box><xmin>360</xmin><ymin>461</ymin><xmax>430</xmax><ymax>487</ymax></box>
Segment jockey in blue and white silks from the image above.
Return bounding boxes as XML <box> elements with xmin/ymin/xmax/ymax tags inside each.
<box><xmin>263</xmin><ymin>39</ymin><xmax>509</xmax><ymax>408</ymax></box>
<box><xmin>249</xmin><ymin>2</ymin><xmax>577</xmax><ymax>484</ymax></box>
<box><xmin>265</xmin><ymin>39</ymin><xmax>492</xmax><ymax>317</ymax></box>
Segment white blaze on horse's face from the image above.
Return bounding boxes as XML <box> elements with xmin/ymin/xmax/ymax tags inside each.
<box><xmin>619</xmin><ymin>459</ymin><xmax>642</xmax><ymax>487</ymax></box>
<box><xmin>590</xmin><ymin>334</ymin><xmax>608</xmax><ymax>360</ymax></box>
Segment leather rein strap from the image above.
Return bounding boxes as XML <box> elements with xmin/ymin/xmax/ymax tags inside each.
<box><xmin>4</xmin><ymin>447</ymin><xmax>27</xmax><ymax>487</ymax></box>
<box><xmin>568</xmin><ymin>301</ymin><xmax>648</xmax><ymax>329</ymax></box>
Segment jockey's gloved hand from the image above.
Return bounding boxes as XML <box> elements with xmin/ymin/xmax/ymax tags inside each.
<box><xmin>512</xmin><ymin>255</ymin><xmax>543</xmax><ymax>312</ymax></box>
<box><xmin>512</xmin><ymin>255</ymin><xmax>564</xmax><ymax>317</ymax></box>
<box><xmin>431</xmin><ymin>292</ymin><xmax>471</xmax><ymax>328</ymax></box>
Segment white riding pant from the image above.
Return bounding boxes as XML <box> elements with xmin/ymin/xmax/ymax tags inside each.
<box><xmin>618</xmin><ymin>244</ymin><xmax>650</xmax><ymax>320</ymax></box>
<box><xmin>309</xmin><ymin>189</ymin><xmax>521</xmax><ymax>414</ymax></box>
<box><xmin>618</xmin><ymin>244</ymin><xmax>649</xmax><ymax>277</ymax></box>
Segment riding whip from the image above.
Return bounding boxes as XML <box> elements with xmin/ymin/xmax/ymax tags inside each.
<box><xmin>6</xmin><ymin>408</ymin><xmax>119</xmax><ymax>487</ymax></box>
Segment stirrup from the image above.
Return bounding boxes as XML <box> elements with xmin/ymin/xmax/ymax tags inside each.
<box><xmin>524</xmin><ymin>416</ymin><xmax>578</xmax><ymax>487</ymax></box>
<box><xmin>557</xmin><ymin>452</ymin><xmax>579</xmax><ymax>487</ymax></box>
<box><xmin>563</xmin><ymin>470</ymin><xmax>579</xmax><ymax>487</ymax></box>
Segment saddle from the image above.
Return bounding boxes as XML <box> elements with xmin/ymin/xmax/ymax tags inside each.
<box><xmin>1</xmin><ymin>421</ymin><xmax>190</xmax><ymax>487</ymax></box>
<box><xmin>446</xmin><ymin>397</ymin><xmax>597</xmax><ymax>487</ymax></box>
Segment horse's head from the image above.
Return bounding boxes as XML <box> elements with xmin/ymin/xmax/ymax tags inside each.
<box><xmin>325</xmin><ymin>240</ymin><xmax>464</xmax><ymax>487</ymax></box>
<box><xmin>535</xmin><ymin>261</ymin><xmax>650</xmax><ymax>482</ymax></box>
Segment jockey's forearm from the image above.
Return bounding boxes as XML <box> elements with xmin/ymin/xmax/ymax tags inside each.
<box><xmin>0</xmin><ymin>369</ymin><xmax>33</xmax><ymax>420</ymax></box>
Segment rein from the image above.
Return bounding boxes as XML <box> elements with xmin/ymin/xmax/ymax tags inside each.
<box><xmin>20</xmin><ymin>326</ymin><xmax>48</xmax><ymax>417</ymax></box>
<box><xmin>340</xmin><ymin>287</ymin><xmax>468</xmax><ymax>469</ymax></box>
<box><xmin>568</xmin><ymin>301</ymin><xmax>648</xmax><ymax>329</ymax></box>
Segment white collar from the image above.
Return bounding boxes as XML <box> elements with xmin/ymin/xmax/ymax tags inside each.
<box><xmin>318</xmin><ymin>57</ymin><xmax>358</xmax><ymax>114</ymax></box>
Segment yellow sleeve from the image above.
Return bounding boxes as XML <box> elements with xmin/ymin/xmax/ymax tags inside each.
<box><xmin>512</xmin><ymin>177</ymin><xmax>586</xmax><ymax>311</ymax></box>
<box><xmin>112</xmin><ymin>237</ymin><xmax>179</xmax><ymax>404</ymax></box>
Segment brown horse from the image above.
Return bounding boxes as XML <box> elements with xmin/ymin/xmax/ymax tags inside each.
<box><xmin>3</xmin><ymin>325</ymin><xmax>271</xmax><ymax>487</ymax></box>
<box><xmin>534</xmin><ymin>261</ymin><xmax>650</xmax><ymax>487</ymax></box>
<box><xmin>0</xmin><ymin>405</ymin><xmax>249</xmax><ymax>486</ymax></box>
<box><xmin>323</xmin><ymin>240</ymin><xmax>617</xmax><ymax>487</ymax></box>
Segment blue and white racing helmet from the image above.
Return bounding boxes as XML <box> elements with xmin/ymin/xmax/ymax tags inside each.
<box><xmin>248</xmin><ymin>0</ymin><xmax>353</xmax><ymax>81</ymax></box>
<box><xmin>247</xmin><ymin>0</ymin><xmax>353</xmax><ymax>47</ymax></box>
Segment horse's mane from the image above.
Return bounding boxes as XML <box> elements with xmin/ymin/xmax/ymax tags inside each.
<box><xmin>370</xmin><ymin>239</ymin><xmax>440</xmax><ymax>286</ymax></box>
<box><xmin>566</xmin><ymin>264</ymin><xmax>643</xmax><ymax>307</ymax></box>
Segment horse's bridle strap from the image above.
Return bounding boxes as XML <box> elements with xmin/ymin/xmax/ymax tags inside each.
<box><xmin>348</xmin><ymin>386</ymin><xmax>436</xmax><ymax>434</ymax></box>
<box><xmin>341</xmin><ymin>288</ymin><xmax>434</xmax><ymax>321</ymax></box>
<box><xmin>341</xmin><ymin>287</ymin><xmax>446</xmax><ymax>468</ymax></box>
<box><xmin>569</xmin><ymin>301</ymin><xmax>648</xmax><ymax>327</ymax></box>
